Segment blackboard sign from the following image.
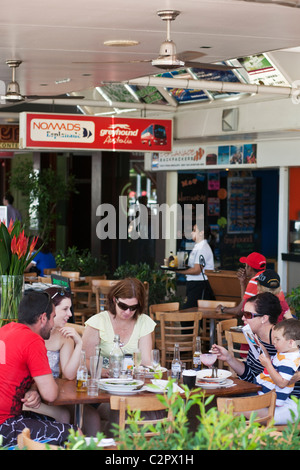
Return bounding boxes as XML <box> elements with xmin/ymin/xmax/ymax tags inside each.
<box><xmin>50</xmin><ymin>274</ymin><xmax>71</xmax><ymax>291</ymax></box>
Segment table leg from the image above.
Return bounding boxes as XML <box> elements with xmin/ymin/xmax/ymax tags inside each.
<box><xmin>74</xmin><ymin>403</ymin><xmax>84</xmax><ymax>429</ymax></box>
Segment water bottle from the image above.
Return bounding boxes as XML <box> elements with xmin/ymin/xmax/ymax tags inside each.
<box><xmin>109</xmin><ymin>334</ymin><xmax>124</xmax><ymax>378</ymax></box>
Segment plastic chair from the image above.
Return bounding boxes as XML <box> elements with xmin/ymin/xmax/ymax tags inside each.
<box><xmin>216</xmin><ymin>318</ymin><xmax>238</xmax><ymax>368</ymax></box>
<box><xmin>225</xmin><ymin>329</ymin><xmax>249</xmax><ymax>375</ymax></box>
<box><xmin>149</xmin><ymin>302</ymin><xmax>180</xmax><ymax>348</ymax></box>
<box><xmin>110</xmin><ymin>394</ymin><xmax>173</xmax><ymax>438</ymax></box>
<box><xmin>17</xmin><ymin>428</ymin><xmax>60</xmax><ymax>450</ymax></box>
<box><xmin>217</xmin><ymin>390</ymin><xmax>276</xmax><ymax>426</ymax></box>
<box><xmin>155</xmin><ymin>310</ymin><xmax>202</xmax><ymax>368</ymax></box>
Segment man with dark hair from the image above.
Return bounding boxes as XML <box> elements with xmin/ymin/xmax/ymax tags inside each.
<box><xmin>0</xmin><ymin>291</ymin><xmax>76</xmax><ymax>448</ymax></box>
<box><xmin>2</xmin><ymin>192</ymin><xmax>22</xmax><ymax>223</ymax></box>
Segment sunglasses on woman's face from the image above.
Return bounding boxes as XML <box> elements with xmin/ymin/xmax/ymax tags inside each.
<box><xmin>115</xmin><ymin>299</ymin><xmax>139</xmax><ymax>312</ymax></box>
<box><xmin>242</xmin><ymin>311</ymin><xmax>263</xmax><ymax>319</ymax></box>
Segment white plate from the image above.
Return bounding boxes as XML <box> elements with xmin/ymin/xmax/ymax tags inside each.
<box><xmin>144</xmin><ymin>379</ymin><xmax>184</xmax><ymax>394</ymax></box>
<box><xmin>196</xmin><ymin>379</ymin><xmax>234</xmax><ymax>389</ymax></box>
<box><xmin>98</xmin><ymin>384</ymin><xmax>145</xmax><ymax>395</ymax></box>
<box><xmin>98</xmin><ymin>379</ymin><xmax>144</xmax><ymax>393</ymax></box>
<box><xmin>143</xmin><ymin>366</ymin><xmax>167</xmax><ymax>377</ymax></box>
<box><xmin>196</xmin><ymin>369</ymin><xmax>232</xmax><ymax>383</ymax></box>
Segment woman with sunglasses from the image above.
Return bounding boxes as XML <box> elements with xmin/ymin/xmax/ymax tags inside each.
<box><xmin>213</xmin><ymin>292</ymin><xmax>284</xmax><ymax>380</ymax></box>
<box><xmin>82</xmin><ymin>278</ymin><xmax>156</xmax><ymax>376</ymax></box>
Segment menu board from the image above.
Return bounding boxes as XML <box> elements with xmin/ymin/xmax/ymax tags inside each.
<box><xmin>227</xmin><ymin>177</ymin><xmax>256</xmax><ymax>233</ymax></box>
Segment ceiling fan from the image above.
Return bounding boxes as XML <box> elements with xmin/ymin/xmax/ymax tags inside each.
<box><xmin>74</xmin><ymin>9</ymin><xmax>237</xmax><ymax>72</ymax></box>
<box><xmin>0</xmin><ymin>60</ymin><xmax>85</xmax><ymax>103</ymax></box>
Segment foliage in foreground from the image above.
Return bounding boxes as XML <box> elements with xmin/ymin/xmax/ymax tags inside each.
<box><xmin>64</xmin><ymin>383</ymin><xmax>300</xmax><ymax>451</ymax></box>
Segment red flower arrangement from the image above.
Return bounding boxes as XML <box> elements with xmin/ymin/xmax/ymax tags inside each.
<box><xmin>0</xmin><ymin>219</ymin><xmax>38</xmax><ymax>275</ymax></box>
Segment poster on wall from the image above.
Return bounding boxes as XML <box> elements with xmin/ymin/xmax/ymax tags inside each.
<box><xmin>152</xmin><ymin>143</ymin><xmax>257</xmax><ymax>170</ymax></box>
<box><xmin>227</xmin><ymin>177</ymin><xmax>256</xmax><ymax>233</ymax></box>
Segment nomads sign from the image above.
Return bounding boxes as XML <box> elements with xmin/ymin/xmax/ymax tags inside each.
<box><xmin>19</xmin><ymin>113</ymin><xmax>173</xmax><ymax>152</ymax></box>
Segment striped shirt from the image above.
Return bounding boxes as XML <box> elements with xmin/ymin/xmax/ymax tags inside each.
<box><xmin>255</xmin><ymin>351</ymin><xmax>300</xmax><ymax>405</ymax></box>
<box><xmin>239</xmin><ymin>337</ymin><xmax>300</xmax><ymax>399</ymax></box>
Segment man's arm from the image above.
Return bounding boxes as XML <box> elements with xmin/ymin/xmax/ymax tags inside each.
<box><xmin>33</xmin><ymin>374</ymin><xmax>58</xmax><ymax>403</ymax></box>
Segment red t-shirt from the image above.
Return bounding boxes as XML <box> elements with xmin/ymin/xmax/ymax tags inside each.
<box><xmin>0</xmin><ymin>322</ymin><xmax>52</xmax><ymax>424</ymax></box>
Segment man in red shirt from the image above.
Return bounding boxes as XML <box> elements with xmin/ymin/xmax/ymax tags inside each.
<box><xmin>217</xmin><ymin>252</ymin><xmax>266</xmax><ymax>316</ymax></box>
<box><xmin>0</xmin><ymin>290</ymin><xmax>76</xmax><ymax>448</ymax></box>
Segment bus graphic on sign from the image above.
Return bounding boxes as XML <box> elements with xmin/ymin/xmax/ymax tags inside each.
<box><xmin>141</xmin><ymin>124</ymin><xmax>167</xmax><ymax>147</ymax></box>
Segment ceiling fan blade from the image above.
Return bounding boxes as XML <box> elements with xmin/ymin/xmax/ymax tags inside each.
<box><xmin>183</xmin><ymin>61</ymin><xmax>238</xmax><ymax>71</ymax></box>
<box><xmin>25</xmin><ymin>94</ymin><xmax>86</xmax><ymax>100</ymax></box>
<box><xmin>177</xmin><ymin>51</ymin><xmax>206</xmax><ymax>61</ymax></box>
<box><xmin>73</xmin><ymin>59</ymin><xmax>152</xmax><ymax>65</ymax></box>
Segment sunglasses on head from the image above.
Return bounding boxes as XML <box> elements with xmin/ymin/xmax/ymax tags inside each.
<box><xmin>115</xmin><ymin>299</ymin><xmax>139</xmax><ymax>312</ymax></box>
<box><xmin>51</xmin><ymin>288</ymin><xmax>69</xmax><ymax>300</ymax></box>
<box><xmin>242</xmin><ymin>311</ymin><xmax>263</xmax><ymax>319</ymax></box>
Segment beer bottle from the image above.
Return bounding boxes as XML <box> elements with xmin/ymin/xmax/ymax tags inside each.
<box><xmin>171</xmin><ymin>343</ymin><xmax>181</xmax><ymax>380</ymax></box>
<box><xmin>193</xmin><ymin>336</ymin><xmax>202</xmax><ymax>371</ymax></box>
<box><xmin>109</xmin><ymin>334</ymin><xmax>124</xmax><ymax>378</ymax></box>
<box><xmin>76</xmin><ymin>350</ymin><xmax>88</xmax><ymax>392</ymax></box>
<box><xmin>169</xmin><ymin>251</ymin><xmax>175</xmax><ymax>267</ymax></box>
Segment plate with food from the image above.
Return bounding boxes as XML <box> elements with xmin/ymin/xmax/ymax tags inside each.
<box><xmin>144</xmin><ymin>379</ymin><xmax>184</xmax><ymax>394</ymax></box>
<box><xmin>142</xmin><ymin>366</ymin><xmax>167</xmax><ymax>377</ymax></box>
<box><xmin>196</xmin><ymin>369</ymin><xmax>232</xmax><ymax>383</ymax></box>
<box><xmin>98</xmin><ymin>379</ymin><xmax>144</xmax><ymax>394</ymax></box>
<box><xmin>196</xmin><ymin>379</ymin><xmax>235</xmax><ymax>389</ymax></box>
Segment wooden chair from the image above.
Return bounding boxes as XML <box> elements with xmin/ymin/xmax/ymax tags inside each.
<box><xmin>155</xmin><ymin>310</ymin><xmax>202</xmax><ymax>368</ymax></box>
<box><xmin>197</xmin><ymin>300</ymin><xmax>237</xmax><ymax>350</ymax></box>
<box><xmin>216</xmin><ymin>318</ymin><xmax>238</xmax><ymax>369</ymax></box>
<box><xmin>110</xmin><ymin>394</ymin><xmax>173</xmax><ymax>438</ymax></box>
<box><xmin>17</xmin><ymin>428</ymin><xmax>60</xmax><ymax>450</ymax></box>
<box><xmin>149</xmin><ymin>302</ymin><xmax>180</xmax><ymax>349</ymax></box>
<box><xmin>61</xmin><ymin>271</ymin><xmax>80</xmax><ymax>279</ymax></box>
<box><xmin>43</xmin><ymin>268</ymin><xmax>58</xmax><ymax>275</ymax></box>
<box><xmin>24</xmin><ymin>272</ymin><xmax>38</xmax><ymax>283</ymax></box>
<box><xmin>217</xmin><ymin>390</ymin><xmax>276</xmax><ymax>426</ymax></box>
<box><xmin>73</xmin><ymin>275</ymin><xmax>106</xmax><ymax>310</ymax></box>
<box><xmin>92</xmin><ymin>279</ymin><xmax>120</xmax><ymax>312</ymax></box>
<box><xmin>37</xmin><ymin>276</ymin><xmax>52</xmax><ymax>284</ymax></box>
<box><xmin>225</xmin><ymin>329</ymin><xmax>249</xmax><ymax>375</ymax></box>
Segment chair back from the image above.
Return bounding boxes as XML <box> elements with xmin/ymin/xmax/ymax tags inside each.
<box><xmin>217</xmin><ymin>390</ymin><xmax>276</xmax><ymax>426</ymax></box>
<box><xmin>149</xmin><ymin>302</ymin><xmax>180</xmax><ymax>348</ymax></box>
<box><xmin>216</xmin><ymin>318</ymin><xmax>238</xmax><ymax>368</ymax></box>
<box><xmin>197</xmin><ymin>299</ymin><xmax>237</xmax><ymax>350</ymax></box>
<box><xmin>61</xmin><ymin>271</ymin><xmax>80</xmax><ymax>279</ymax></box>
<box><xmin>37</xmin><ymin>276</ymin><xmax>52</xmax><ymax>284</ymax></box>
<box><xmin>91</xmin><ymin>279</ymin><xmax>120</xmax><ymax>312</ymax></box>
<box><xmin>155</xmin><ymin>310</ymin><xmax>202</xmax><ymax>368</ymax></box>
<box><xmin>110</xmin><ymin>394</ymin><xmax>173</xmax><ymax>438</ymax></box>
<box><xmin>17</xmin><ymin>428</ymin><xmax>60</xmax><ymax>450</ymax></box>
<box><xmin>225</xmin><ymin>329</ymin><xmax>249</xmax><ymax>375</ymax></box>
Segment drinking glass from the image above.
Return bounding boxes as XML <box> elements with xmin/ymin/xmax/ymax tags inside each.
<box><xmin>151</xmin><ymin>349</ymin><xmax>160</xmax><ymax>370</ymax></box>
<box><xmin>200</xmin><ymin>353</ymin><xmax>217</xmax><ymax>368</ymax></box>
<box><xmin>90</xmin><ymin>355</ymin><xmax>103</xmax><ymax>380</ymax></box>
<box><xmin>133</xmin><ymin>349</ymin><xmax>142</xmax><ymax>369</ymax></box>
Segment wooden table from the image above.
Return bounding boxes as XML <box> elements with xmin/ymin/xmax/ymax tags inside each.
<box><xmin>178</xmin><ymin>307</ymin><xmax>235</xmax><ymax>348</ymax></box>
<box><xmin>46</xmin><ymin>377</ymin><xmax>261</xmax><ymax>429</ymax></box>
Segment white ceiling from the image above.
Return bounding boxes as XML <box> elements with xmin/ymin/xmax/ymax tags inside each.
<box><xmin>1</xmin><ymin>0</ymin><xmax>300</xmax><ymax>115</ymax></box>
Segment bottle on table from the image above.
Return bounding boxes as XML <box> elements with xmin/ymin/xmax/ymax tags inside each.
<box><xmin>193</xmin><ymin>336</ymin><xmax>202</xmax><ymax>371</ymax></box>
<box><xmin>171</xmin><ymin>343</ymin><xmax>181</xmax><ymax>380</ymax></box>
<box><xmin>76</xmin><ymin>350</ymin><xmax>88</xmax><ymax>392</ymax></box>
<box><xmin>109</xmin><ymin>334</ymin><xmax>124</xmax><ymax>378</ymax></box>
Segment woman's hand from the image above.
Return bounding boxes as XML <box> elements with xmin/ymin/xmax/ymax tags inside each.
<box><xmin>210</xmin><ymin>344</ymin><xmax>230</xmax><ymax>362</ymax></box>
<box><xmin>60</xmin><ymin>326</ymin><xmax>82</xmax><ymax>346</ymax></box>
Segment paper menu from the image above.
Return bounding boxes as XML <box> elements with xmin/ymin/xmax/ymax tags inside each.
<box><xmin>242</xmin><ymin>324</ymin><xmax>262</xmax><ymax>359</ymax></box>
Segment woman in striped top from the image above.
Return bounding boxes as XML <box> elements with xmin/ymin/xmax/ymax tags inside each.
<box><xmin>213</xmin><ymin>292</ymin><xmax>300</xmax><ymax>424</ymax></box>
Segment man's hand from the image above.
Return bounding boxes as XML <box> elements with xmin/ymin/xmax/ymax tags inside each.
<box><xmin>21</xmin><ymin>390</ymin><xmax>41</xmax><ymax>409</ymax></box>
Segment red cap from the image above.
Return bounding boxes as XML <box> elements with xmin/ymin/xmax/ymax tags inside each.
<box><xmin>239</xmin><ymin>252</ymin><xmax>266</xmax><ymax>270</ymax></box>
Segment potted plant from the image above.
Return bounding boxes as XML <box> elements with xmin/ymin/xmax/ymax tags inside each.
<box><xmin>55</xmin><ymin>246</ymin><xmax>109</xmax><ymax>277</ymax></box>
<box><xmin>286</xmin><ymin>286</ymin><xmax>300</xmax><ymax>319</ymax></box>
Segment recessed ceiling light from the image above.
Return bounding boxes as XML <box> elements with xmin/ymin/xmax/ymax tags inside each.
<box><xmin>55</xmin><ymin>78</ymin><xmax>71</xmax><ymax>84</ymax></box>
<box><xmin>103</xmin><ymin>40</ymin><xmax>140</xmax><ymax>47</ymax></box>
